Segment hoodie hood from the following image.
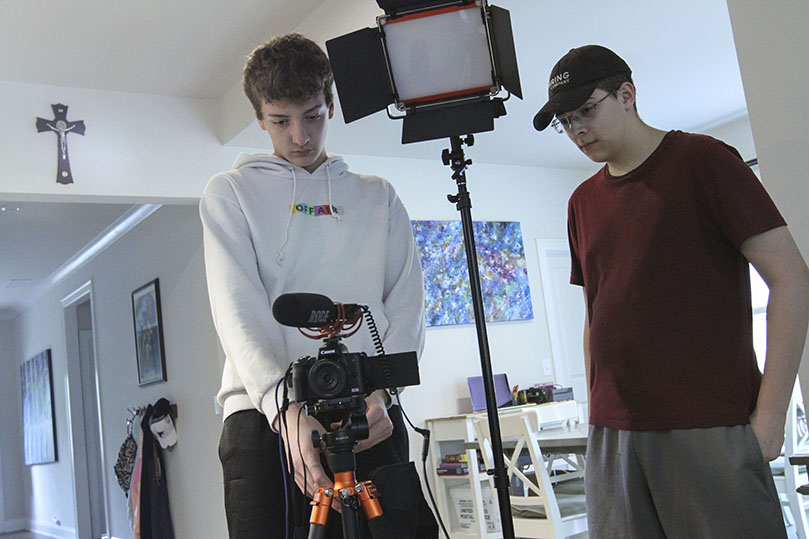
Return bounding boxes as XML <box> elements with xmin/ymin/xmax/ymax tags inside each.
<box><xmin>232</xmin><ymin>152</ymin><xmax>348</xmax><ymax>178</ymax></box>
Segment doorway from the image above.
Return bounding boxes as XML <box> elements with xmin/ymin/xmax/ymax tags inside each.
<box><xmin>61</xmin><ymin>281</ymin><xmax>109</xmax><ymax>539</ymax></box>
<box><xmin>535</xmin><ymin>239</ymin><xmax>588</xmax><ymax>417</ymax></box>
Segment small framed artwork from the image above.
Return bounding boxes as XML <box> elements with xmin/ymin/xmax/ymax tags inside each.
<box><xmin>21</xmin><ymin>349</ymin><xmax>58</xmax><ymax>465</ymax></box>
<box><xmin>131</xmin><ymin>278</ymin><xmax>167</xmax><ymax>385</ymax></box>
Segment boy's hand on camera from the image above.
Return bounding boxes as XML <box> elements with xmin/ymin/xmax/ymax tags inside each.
<box><xmin>280</xmin><ymin>403</ymin><xmax>332</xmax><ymax>500</ymax></box>
<box><xmin>355</xmin><ymin>390</ymin><xmax>393</xmax><ymax>453</ymax></box>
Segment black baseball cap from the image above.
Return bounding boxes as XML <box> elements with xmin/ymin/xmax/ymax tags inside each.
<box><xmin>533</xmin><ymin>45</ymin><xmax>632</xmax><ymax>131</ymax></box>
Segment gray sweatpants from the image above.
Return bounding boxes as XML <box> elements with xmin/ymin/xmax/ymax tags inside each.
<box><xmin>585</xmin><ymin>425</ymin><xmax>786</xmax><ymax>539</ymax></box>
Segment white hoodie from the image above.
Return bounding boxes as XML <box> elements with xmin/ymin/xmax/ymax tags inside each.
<box><xmin>199</xmin><ymin>153</ymin><xmax>425</xmax><ymax>423</ymax></box>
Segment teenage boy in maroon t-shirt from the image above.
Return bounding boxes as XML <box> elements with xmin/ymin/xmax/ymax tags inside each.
<box><xmin>534</xmin><ymin>45</ymin><xmax>809</xmax><ymax>538</ymax></box>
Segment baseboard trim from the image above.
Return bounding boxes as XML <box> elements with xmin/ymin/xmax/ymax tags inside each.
<box><xmin>0</xmin><ymin>518</ymin><xmax>121</xmax><ymax>539</ymax></box>
<box><xmin>0</xmin><ymin>518</ymin><xmax>28</xmax><ymax>533</ymax></box>
<box><xmin>28</xmin><ymin>519</ymin><xmax>76</xmax><ymax>539</ymax></box>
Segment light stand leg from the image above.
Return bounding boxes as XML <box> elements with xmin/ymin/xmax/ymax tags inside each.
<box><xmin>443</xmin><ymin>135</ymin><xmax>515</xmax><ymax>539</ymax></box>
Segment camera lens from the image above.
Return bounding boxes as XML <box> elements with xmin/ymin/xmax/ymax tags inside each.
<box><xmin>308</xmin><ymin>359</ymin><xmax>347</xmax><ymax>399</ymax></box>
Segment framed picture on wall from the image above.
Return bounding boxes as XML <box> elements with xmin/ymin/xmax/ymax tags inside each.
<box><xmin>131</xmin><ymin>278</ymin><xmax>167</xmax><ymax>386</ymax></box>
<box><xmin>20</xmin><ymin>348</ymin><xmax>58</xmax><ymax>465</ymax></box>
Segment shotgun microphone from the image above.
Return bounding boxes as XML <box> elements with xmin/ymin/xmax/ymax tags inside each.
<box><xmin>272</xmin><ymin>293</ymin><xmax>362</xmax><ymax>328</ymax></box>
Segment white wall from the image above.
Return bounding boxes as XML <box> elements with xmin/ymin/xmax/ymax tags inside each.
<box><xmin>346</xmin><ymin>153</ymin><xmax>591</xmax><ymax>425</ymax></box>
<box><xmin>725</xmin><ymin>0</ymin><xmax>809</xmax><ymax>401</ymax></box>
<box><xmin>0</xmin><ymin>81</ymin><xmax>238</xmax><ymax>202</ymax></box>
<box><xmin>699</xmin><ymin>114</ymin><xmax>756</xmax><ymax>162</ymax></box>
<box><xmin>2</xmin><ymin>205</ymin><xmax>226</xmax><ymax>538</ymax></box>
<box><xmin>0</xmin><ymin>0</ymin><xmax>383</xmax><ymax>205</ymax></box>
<box><xmin>0</xmin><ymin>320</ymin><xmax>23</xmax><ymax>533</ymax></box>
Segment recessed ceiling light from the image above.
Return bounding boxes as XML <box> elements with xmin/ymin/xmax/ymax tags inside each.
<box><xmin>0</xmin><ymin>204</ymin><xmax>21</xmax><ymax>212</ymax></box>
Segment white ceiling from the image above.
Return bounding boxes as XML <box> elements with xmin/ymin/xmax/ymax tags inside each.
<box><xmin>0</xmin><ymin>0</ymin><xmax>748</xmax><ymax>319</ymax></box>
<box><xmin>0</xmin><ymin>201</ymin><xmax>135</xmax><ymax>319</ymax></box>
<box><xmin>232</xmin><ymin>0</ymin><xmax>749</xmax><ymax>169</ymax></box>
<box><xmin>0</xmin><ymin>0</ymin><xmax>326</xmax><ymax>99</ymax></box>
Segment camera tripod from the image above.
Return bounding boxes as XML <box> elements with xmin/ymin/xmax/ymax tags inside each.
<box><xmin>306</xmin><ymin>397</ymin><xmax>391</xmax><ymax>539</ymax></box>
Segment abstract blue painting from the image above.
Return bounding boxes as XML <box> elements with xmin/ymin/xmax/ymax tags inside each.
<box><xmin>411</xmin><ymin>220</ymin><xmax>533</xmax><ymax>326</ymax></box>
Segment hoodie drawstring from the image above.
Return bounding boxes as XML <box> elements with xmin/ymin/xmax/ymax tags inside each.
<box><xmin>277</xmin><ymin>168</ymin><xmax>297</xmax><ymax>265</ymax></box>
<box><xmin>277</xmin><ymin>161</ymin><xmax>341</xmax><ymax>265</ymax></box>
<box><xmin>326</xmin><ymin>164</ymin><xmax>342</xmax><ymax>223</ymax></box>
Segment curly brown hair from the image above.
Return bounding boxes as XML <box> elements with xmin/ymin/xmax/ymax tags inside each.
<box><xmin>243</xmin><ymin>33</ymin><xmax>334</xmax><ymax>119</ymax></box>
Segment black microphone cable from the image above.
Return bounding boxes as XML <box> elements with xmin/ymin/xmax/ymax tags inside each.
<box><xmin>362</xmin><ymin>306</ymin><xmax>385</xmax><ymax>356</ymax></box>
<box><xmin>395</xmin><ymin>391</ymin><xmax>451</xmax><ymax>539</ymax></box>
<box><xmin>277</xmin><ymin>364</ymin><xmax>311</xmax><ymax>539</ymax></box>
<box><xmin>363</xmin><ymin>306</ymin><xmax>451</xmax><ymax>539</ymax></box>
<box><xmin>275</xmin><ymin>374</ymin><xmax>292</xmax><ymax>539</ymax></box>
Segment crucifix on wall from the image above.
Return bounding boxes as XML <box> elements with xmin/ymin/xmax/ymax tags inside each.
<box><xmin>36</xmin><ymin>103</ymin><xmax>85</xmax><ymax>184</ymax></box>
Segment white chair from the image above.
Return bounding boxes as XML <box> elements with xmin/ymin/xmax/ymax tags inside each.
<box><xmin>772</xmin><ymin>383</ymin><xmax>809</xmax><ymax>538</ymax></box>
<box><xmin>473</xmin><ymin>409</ymin><xmax>587</xmax><ymax>539</ymax></box>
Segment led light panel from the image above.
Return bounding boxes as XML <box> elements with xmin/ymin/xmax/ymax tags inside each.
<box><xmin>382</xmin><ymin>5</ymin><xmax>495</xmax><ymax>106</ymax></box>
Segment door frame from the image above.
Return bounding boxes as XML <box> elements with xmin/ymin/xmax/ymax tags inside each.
<box><xmin>61</xmin><ymin>280</ymin><xmax>110</xmax><ymax>539</ymax></box>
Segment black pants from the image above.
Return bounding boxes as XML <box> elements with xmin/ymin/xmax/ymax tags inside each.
<box><xmin>219</xmin><ymin>406</ymin><xmax>410</xmax><ymax>539</ymax></box>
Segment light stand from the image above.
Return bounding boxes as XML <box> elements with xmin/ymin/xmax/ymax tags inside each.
<box><xmin>442</xmin><ymin>134</ymin><xmax>515</xmax><ymax>539</ymax></box>
<box><xmin>325</xmin><ymin>3</ymin><xmax>523</xmax><ymax>535</ymax></box>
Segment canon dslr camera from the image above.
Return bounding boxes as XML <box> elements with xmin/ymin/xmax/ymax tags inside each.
<box><xmin>289</xmin><ymin>337</ymin><xmax>419</xmax><ymax>407</ymax></box>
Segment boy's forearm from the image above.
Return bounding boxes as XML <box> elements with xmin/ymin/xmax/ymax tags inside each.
<box><xmin>756</xmin><ymin>273</ymin><xmax>809</xmax><ymax>415</ymax></box>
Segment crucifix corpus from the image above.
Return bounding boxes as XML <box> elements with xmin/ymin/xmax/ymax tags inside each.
<box><xmin>36</xmin><ymin>103</ymin><xmax>86</xmax><ymax>185</ymax></box>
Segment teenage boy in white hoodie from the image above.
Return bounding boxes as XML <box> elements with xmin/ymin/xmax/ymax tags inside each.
<box><xmin>200</xmin><ymin>34</ymin><xmax>430</xmax><ymax>538</ymax></box>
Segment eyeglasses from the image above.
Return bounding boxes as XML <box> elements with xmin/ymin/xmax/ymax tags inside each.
<box><xmin>551</xmin><ymin>93</ymin><xmax>612</xmax><ymax>134</ymax></box>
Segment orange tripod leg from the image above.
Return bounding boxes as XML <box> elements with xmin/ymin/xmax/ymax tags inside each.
<box><xmin>356</xmin><ymin>480</ymin><xmax>383</xmax><ymax>521</ymax></box>
<box><xmin>308</xmin><ymin>473</ymin><xmax>384</xmax><ymax>538</ymax></box>
<box><xmin>309</xmin><ymin>487</ymin><xmax>334</xmax><ymax>528</ymax></box>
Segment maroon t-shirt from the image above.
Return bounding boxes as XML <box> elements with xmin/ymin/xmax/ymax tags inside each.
<box><xmin>568</xmin><ymin>130</ymin><xmax>786</xmax><ymax>430</ymax></box>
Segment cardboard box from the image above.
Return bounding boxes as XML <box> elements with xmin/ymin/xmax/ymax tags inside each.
<box><xmin>448</xmin><ymin>483</ymin><xmax>501</xmax><ymax>533</ymax></box>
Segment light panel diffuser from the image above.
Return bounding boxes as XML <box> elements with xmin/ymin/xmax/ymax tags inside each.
<box><xmin>382</xmin><ymin>5</ymin><xmax>495</xmax><ymax>106</ymax></box>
